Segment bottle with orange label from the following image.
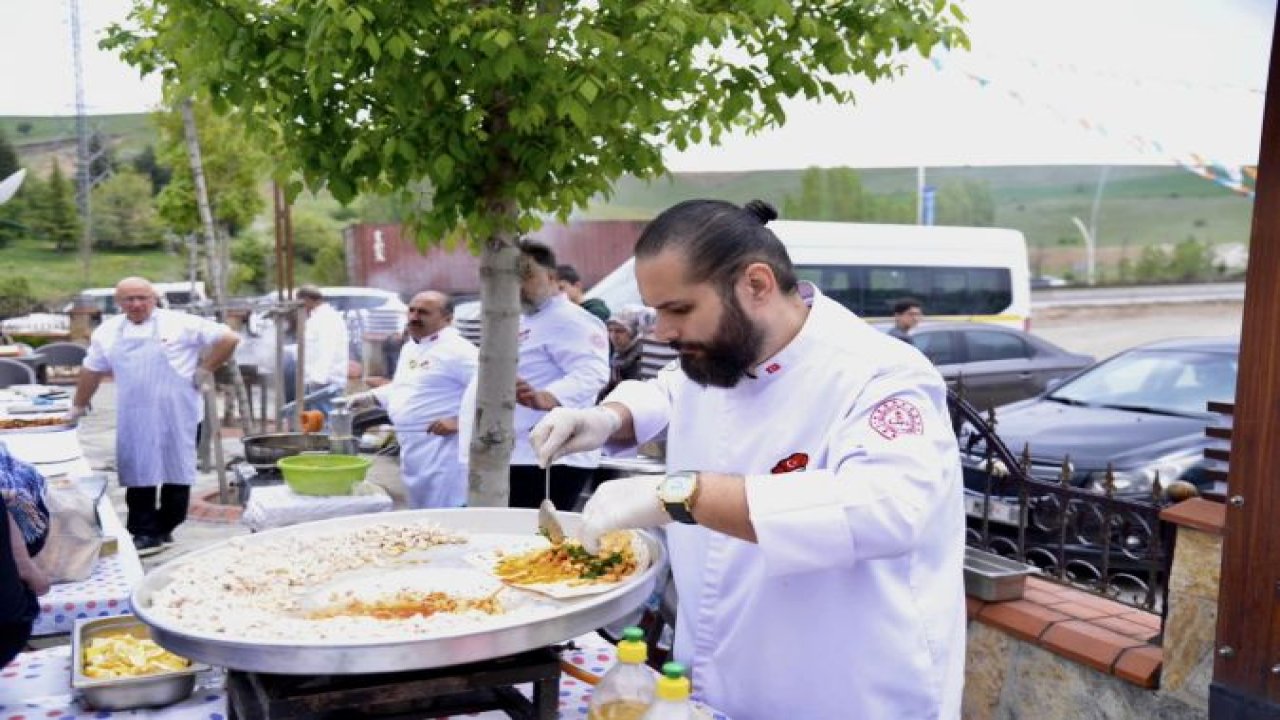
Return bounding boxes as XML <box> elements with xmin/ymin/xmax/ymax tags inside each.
<box><xmin>639</xmin><ymin>662</ymin><xmax>696</xmax><ymax>720</ymax></box>
<box><xmin>587</xmin><ymin>627</ymin><xmax>655</xmax><ymax>720</ymax></box>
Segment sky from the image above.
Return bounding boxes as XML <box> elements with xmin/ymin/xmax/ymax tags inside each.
<box><xmin>0</xmin><ymin>0</ymin><xmax>1274</xmax><ymax>169</ymax></box>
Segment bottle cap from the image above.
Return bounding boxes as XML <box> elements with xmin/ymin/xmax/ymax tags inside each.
<box><xmin>616</xmin><ymin>626</ymin><xmax>647</xmax><ymax>664</ymax></box>
<box><xmin>655</xmin><ymin>661</ymin><xmax>690</xmax><ymax>701</ymax></box>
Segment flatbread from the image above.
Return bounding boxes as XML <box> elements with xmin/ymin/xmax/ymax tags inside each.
<box><xmin>464</xmin><ymin>531</ymin><xmax>651</xmax><ymax>599</ymax></box>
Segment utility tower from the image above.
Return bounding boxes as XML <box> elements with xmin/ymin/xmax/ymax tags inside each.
<box><xmin>69</xmin><ymin>0</ymin><xmax>93</xmax><ymax>282</ymax></box>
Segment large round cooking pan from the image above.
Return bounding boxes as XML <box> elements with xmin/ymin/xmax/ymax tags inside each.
<box><xmin>132</xmin><ymin>508</ymin><xmax>666</xmax><ymax>674</ymax></box>
<box><xmin>241</xmin><ymin>432</ymin><xmax>331</xmax><ymax>466</ymax></box>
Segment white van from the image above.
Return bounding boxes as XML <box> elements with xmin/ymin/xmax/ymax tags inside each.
<box><xmin>454</xmin><ymin>222</ymin><xmax>1031</xmax><ymax>355</ymax></box>
<box><xmin>586</xmin><ymin>221</ymin><xmax>1031</xmax><ymax>325</ymax></box>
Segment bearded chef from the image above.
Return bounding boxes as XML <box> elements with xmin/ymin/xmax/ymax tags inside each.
<box><xmin>70</xmin><ymin>276</ymin><xmax>240</xmax><ymax>556</ymax></box>
<box><xmin>350</xmin><ymin>291</ymin><xmax>477</xmax><ymax>508</ymax></box>
<box><xmin>531</xmin><ymin>200</ymin><xmax>966</xmax><ymax>720</ymax></box>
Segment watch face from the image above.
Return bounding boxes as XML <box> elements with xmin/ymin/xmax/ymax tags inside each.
<box><xmin>661</xmin><ymin>473</ymin><xmax>695</xmax><ymax>502</ymax></box>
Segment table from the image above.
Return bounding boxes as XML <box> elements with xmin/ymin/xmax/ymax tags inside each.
<box><xmin>241</xmin><ymin>482</ymin><xmax>394</xmax><ymax>532</ymax></box>
<box><xmin>0</xmin><ymin>409</ymin><xmax>146</xmax><ymax>638</ymax></box>
<box><xmin>32</xmin><ymin>497</ymin><xmax>144</xmax><ymax>637</ymax></box>
<box><xmin>0</xmin><ymin>632</ymin><xmax>729</xmax><ymax>719</ymax></box>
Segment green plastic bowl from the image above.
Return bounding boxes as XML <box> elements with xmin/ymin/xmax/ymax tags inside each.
<box><xmin>276</xmin><ymin>454</ymin><xmax>372</xmax><ymax>496</ymax></box>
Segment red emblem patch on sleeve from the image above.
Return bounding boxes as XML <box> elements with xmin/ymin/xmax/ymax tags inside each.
<box><xmin>770</xmin><ymin>452</ymin><xmax>809</xmax><ymax>474</ymax></box>
<box><xmin>869</xmin><ymin>398</ymin><xmax>924</xmax><ymax>440</ymax></box>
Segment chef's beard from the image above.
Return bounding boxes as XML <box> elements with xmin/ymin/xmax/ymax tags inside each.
<box><xmin>671</xmin><ymin>292</ymin><xmax>764</xmax><ymax>389</ymax></box>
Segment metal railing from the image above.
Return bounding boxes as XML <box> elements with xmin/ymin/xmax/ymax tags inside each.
<box><xmin>949</xmin><ymin>390</ymin><xmax>1177</xmax><ymax>620</ymax></box>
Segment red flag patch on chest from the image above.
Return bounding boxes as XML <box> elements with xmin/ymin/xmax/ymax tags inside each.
<box><xmin>869</xmin><ymin>398</ymin><xmax>924</xmax><ymax>440</ymax></box>
<box><xmin>770</xmin><ymin>452</ymin><xmax>809</xmax><ymax>474</ymax></box>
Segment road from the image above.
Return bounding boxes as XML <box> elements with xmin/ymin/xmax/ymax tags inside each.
<box><xmin>1033</xmin><ymin>300</ymin><xmax>1242</xmax><ymax>359</ymax></box>
<box><xmin>1032</xmin><ymin>282</ymin><xmax>1244</xmax><ymax>309</ymax></box>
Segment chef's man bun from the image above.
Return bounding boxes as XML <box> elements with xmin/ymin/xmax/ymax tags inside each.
<box><xmin>743</xmin><ymin>199</ymin><xmax>778</xmax><ymax>225</ymax></box>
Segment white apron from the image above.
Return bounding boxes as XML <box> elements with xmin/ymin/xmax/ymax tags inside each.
<box><xmin>386</xmin><ymin>334</ymin><xmax>470</xmax><ymax>508</ymax></box>
<box><xmin>110</xmin><ymin>320</ymin><xmax>201</xmax><ymax>488</ymax></box>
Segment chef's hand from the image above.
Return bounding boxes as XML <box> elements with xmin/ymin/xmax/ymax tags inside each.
<box><xmin>427</xmin><ymin>417</ymin><xmax>458</xmax><ymax>436</ymax></box>
<box><xmin>579</xmin><ymin>475</ymin><xmax>670</xmax><ymax>554</ymax></box>
<box><xmin>530</xmin><ymin>406</ymin><xmax>623</xmax><ymax>468</ymax></box>
<box><xmin>65</xmin><ymin>405</ymin><xmax>88</xmax><ymax>422</ymax></box>
<box><xmin>515</xmin><ymin>378</ymin><xmax>559</xmax><ymax>411</ymax></box>
<box><xmin>346</xmin><ymin>391</ymin><xmax>377</xmax><ymax>409</ymax></box>
<box><xmin>192</xmin><ymin>367</ymin><xmax>214</xmax><ymax>392</ymax></box>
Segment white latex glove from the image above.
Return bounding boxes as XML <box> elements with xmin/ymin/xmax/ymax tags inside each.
<box><xmin>579</xmin><ymin>475</ymin><xmax>670</xmax><ymax>554</ymax></box>
<box><xmin>65</xmin><ymin>405</ymin><xmax>88</xmax><ymax>422</ymax></box>
<box><xmin>192</xmin><ymin>367</ymin><xmax>214</xmax><ymax>391</ymax></box>
<box><xmin>529</xmin><ymin>406</ymin><xmax>623</xmax><ymax>469</ymax></box>
<box><xmin>346</xmin><ymin>391</ymin><xmax>377</xmax><ymax>409</ymax></box>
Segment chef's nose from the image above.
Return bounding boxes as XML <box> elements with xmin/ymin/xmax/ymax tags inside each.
<box><xmin>652</xmin><ymin>313</ymin><xmax>678</xmax><ymax>343</ymax></box>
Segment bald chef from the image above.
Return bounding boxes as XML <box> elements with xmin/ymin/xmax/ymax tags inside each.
<box><xmin>71</xmin><ymin>276</ymin><xmax>239</xmax><ymax>556</ymax></box>
<box><xmin>351</xmin><ymin>291</ymin><xmax>477</xmax><ymax>508</ymax></box>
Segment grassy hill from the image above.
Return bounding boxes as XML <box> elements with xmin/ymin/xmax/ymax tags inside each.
<box><xmin>0</xmin><ymin>112</ymin><xmax>1256</xmax><ymax>303</ymax></box>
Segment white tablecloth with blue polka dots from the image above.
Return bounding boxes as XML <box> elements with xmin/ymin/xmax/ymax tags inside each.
<box><xmin>2</xmin><ymin>633</ymin><xmax>728</xmax><ymax>719</ymax></box>
<box><xmin>32</xmin><ymin>552</ymin><xmax>140</xmax><ymax>638</ymax></box>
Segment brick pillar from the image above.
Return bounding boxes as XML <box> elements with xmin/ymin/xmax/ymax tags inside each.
<box><xmin>1159</xmin><ymin>498</ymin><xmax>1226</xmax><ymax>712</ymax></box>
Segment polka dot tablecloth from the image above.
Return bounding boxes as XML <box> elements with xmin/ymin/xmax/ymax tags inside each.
<box><xmin>1</xmin><ymin>633</ymin><xmax>728</xmax><ymax>719</ymax></box>
<box><xmin>33</xmin><ymin>553</ymin><xmax>140</xmax><ymax>637</ymax></box>
<box><xmin>0</xmin><ymin>645</ymin><xmax>227</xmax><ymax>720</ymax></box>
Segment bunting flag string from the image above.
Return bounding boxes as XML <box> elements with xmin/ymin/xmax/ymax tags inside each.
<box><xmin>928</xmin><ymin>54</ymin><xmax>1258</xmax><ymax>197</ymax></box>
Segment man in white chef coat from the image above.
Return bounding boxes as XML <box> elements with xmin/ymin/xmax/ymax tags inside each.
<box><xmin>283</xmin><ymin>285</ymin><xmax>350</xmax><ymax>413</ymax></box>
<box><xmin>460</xmin><ymin>241</ymin><xmax>610</xmax><ymax>509</ymax></box>
<box><xmin>70</xmin><ymin>277</ymin><xmax>240</xmax><ymax>556</ymax></box>
<box><xmin>351</xmin><ymin>291</ymin><xmax>477</xmax><ymax>508</ymax></box>
<box><xmin>531</xmin><ymin>200</ymin><xmax>966</xmax><ymax>720</ymax></box>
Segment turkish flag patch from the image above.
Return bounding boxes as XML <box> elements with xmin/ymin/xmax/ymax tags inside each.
<box><xmin>869</xmin><ymin>398</ymin><xmax>924</xmax><ymax>440</ymax></box>
<box><xmin>770</xmin><ymin>452</ymin><xmax>809</xmax><ymax>474</ymax></box>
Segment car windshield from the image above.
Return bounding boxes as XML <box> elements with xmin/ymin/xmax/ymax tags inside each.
<box><xmin>1048</xmin><ymin>348</ymin><xmax>1236</xmax><ymax>417</ymax></box>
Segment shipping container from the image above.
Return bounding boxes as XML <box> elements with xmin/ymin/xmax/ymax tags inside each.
<box><xmin>343</xmin><ymin>220</ymin><xmax>645</xmax><ymax>299</ymax></box>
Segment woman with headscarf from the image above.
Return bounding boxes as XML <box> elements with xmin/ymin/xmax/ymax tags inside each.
<box><xmin>601</xmin><ymin>305</ymin><xmax>655</xmax><ymax>399</ymax></box>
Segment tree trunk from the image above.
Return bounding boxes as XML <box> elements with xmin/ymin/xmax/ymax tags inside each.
<box><xmin>181</xmin><ymin>98</ymin><xmax>257</xmax><ymax>434</ymax></box>
<box><xmin>467</xmin><ymin>201</ymin><xmax>522</xmax><ymax>507</ymax></box>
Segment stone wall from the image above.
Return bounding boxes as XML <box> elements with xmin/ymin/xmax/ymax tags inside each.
<box><xmin>962</xmin><ymin>499</ymin><xmax>1223</xmax><ymax>719</ymax></box>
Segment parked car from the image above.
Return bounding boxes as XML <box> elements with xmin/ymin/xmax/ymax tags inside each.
<box><xmin>62</xmin><ymin>282</ymin><xmax>210</xmax><ymax>315</ymax></box>
<box><xmin>960</xmin><ymin>336</ymin><xmax>1237</xmax><ymax>502</ymax></box>
<box><xmin>902</xmin><ymin>322</ymin><xmax>1094</xmax><ymax>410</ymax></box>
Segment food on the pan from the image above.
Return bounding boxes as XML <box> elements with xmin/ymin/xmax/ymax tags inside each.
<box><xmin>146</xmin><ymin>522</ymin><xmax>547</xmax><ymax>641</ymax></box>
<box><xmin>495</xmin><ymin>532</ymin><xmax>637</xmax><ymax>586</ymax></box>
<box><xmin>0</xmin><ymin>417</ymin><xmax>68</xmax><ymax>431</ymax></box>
<box><xmin>307</xmin><ymin>589</ymin><xmax>503</xmax><ymax>621</ymax></box>
<box><xmin>83</xmin><ymin>633</ymin><xmax>191</xmax><ymax>679</ymax></box>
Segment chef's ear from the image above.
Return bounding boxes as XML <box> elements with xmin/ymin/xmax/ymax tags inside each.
<box><xmin>741</xmin><ymin>261</ymin><xmax>776</xmax><ymax>302</ymax></box>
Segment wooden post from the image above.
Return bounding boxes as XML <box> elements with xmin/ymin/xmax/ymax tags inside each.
<box><xmin>1210</xmin><ymin>8</ymin><xmax>1280</xmax><ymax>718</ymax></box>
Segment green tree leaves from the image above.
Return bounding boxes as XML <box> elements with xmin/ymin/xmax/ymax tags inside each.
<box><xmin>102</xmin><ymin>0</ymin><xmax>967</xmax><ymax>245</ymax></box>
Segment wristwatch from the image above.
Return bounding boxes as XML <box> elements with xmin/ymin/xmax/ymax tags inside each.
<box><xmin>658</xmin><ymin>471</ymin><xmax>700</xmax><ymax>524</ymax></box>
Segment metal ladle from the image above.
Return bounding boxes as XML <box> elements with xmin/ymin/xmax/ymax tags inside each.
<box><xmin>538</xmin><ymin>465</ymin><xmax>566</xmax><ymax>545</ymax></box>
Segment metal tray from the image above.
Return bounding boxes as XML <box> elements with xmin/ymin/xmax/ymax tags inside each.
<box><xmin>71</xmin><ymin>615</ymin><xmax>207</xmax><ymax>711</ymax></box>
<box><xmin>963</xmin><ymin>547</ymin><xmax>1036</xmax><ymax>602</ymax></box>
<box><xmin>0</xmin><ymin>419</ymin><xmax>78</xmax><ymax>434</ymax></box>
<box><xmin>132</xmin><ymin>507</ymin><xmax>667</xmax><ymax>675</ymax></box>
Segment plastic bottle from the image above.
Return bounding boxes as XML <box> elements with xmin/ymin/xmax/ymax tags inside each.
<box><xmin>640</xmin><ymin>662</ymin><xmax>696</xmax><ymax>720</ymax></box>
<box><xmin>587</xmin><ymin>627</ymin><xmax>655</xmax><ymax>720</ymax></box>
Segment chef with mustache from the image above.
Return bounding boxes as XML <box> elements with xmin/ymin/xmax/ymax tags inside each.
<box><xmin>350</xmin><ymin>290</ymin><xmax>477</xmax><ymax>508</ymax></box>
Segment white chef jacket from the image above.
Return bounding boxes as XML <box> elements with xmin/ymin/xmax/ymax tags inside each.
<box><xmin>606</xmin><ymin>284</ymin><xmax>966</xmax><ymax>720</ymax></box>
<box><xmin>373</xmin><ymin>327</ymin><xmax>477</xmax><ymax>507</ymax></box>
<box><xmin>301</xmin><ymin>303</ymin><xmax>349</xmax><ymax>388</ymax></box>
<box><xmin>84</xmin><ymin>309</ymin><xmax>231</xmax><ymax>380</ymax></box>
<box><xmin>460</xmin><ymin>294</ymin><xmax>609</xmax><ymax>469</ymax></box>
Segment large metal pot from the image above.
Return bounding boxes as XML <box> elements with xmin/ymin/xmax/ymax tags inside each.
<box><xmin>241</xmin><ymin>432</ymin><xmax>331</xmax><ymax>468</ymax></box>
